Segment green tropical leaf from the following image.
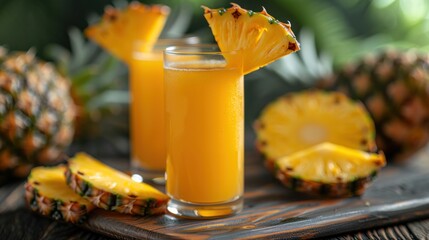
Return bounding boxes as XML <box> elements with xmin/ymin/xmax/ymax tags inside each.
<box><xmin>267</xmin><ymin>29</ymin><xmax>333</xmax><ymax>85</ymax></box>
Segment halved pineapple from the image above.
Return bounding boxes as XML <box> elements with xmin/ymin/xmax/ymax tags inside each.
<box><xmin>25</xmin><ymin>165</ymin><xmax>94</xmax><ymax>224</ymax></box>
<box><xmin>66</xmin><ymin>153</ymin><xmax>169</xmax><ymax>216</ymax></box>
<box><xmin>85</xmin><ymin>2</ymin><xmax>170</xmax><ymax>63</ymax></box>
<box><xmin>275</xmin><ymin>142</ymin><xmax>385</xmax><ymax>197</ymax></box>
<box><xmin>203</xmin><ymin>3</ymin><xmax>300</xmax><ymax>74</ymax></box>
<box><xmin>254</xmin><ymin>90</ymin><xmax>377</xmax><ymax>170</ymax></box>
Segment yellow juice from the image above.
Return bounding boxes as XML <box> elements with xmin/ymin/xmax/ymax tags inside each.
<box><xmin>165</xmin><ymin>61</ymin><xmax>244</xmax><ymax>203</ymax></box>
<box><xmin>129</xmin><ymin>52</ymin><xmax>166</xmax><ymax>171</ymax></box>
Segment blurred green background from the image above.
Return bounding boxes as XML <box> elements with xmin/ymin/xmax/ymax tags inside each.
<box><xmin>2</xmin><ymin>0</ymin><xmax>429</xmax><ymax>63</ymax></box>
<box><xmin>1</xmin><ymin>0</ymin><xmax>428</xmax><ymax>156</ymax></box>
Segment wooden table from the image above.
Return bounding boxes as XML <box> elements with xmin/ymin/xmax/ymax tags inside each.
<box><xmin>2</xmin><ymin>146</ymin><xmax>429</xmax><ymax>239</ymax></box>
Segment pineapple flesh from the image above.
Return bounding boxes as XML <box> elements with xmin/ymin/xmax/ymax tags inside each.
<box><xmin>203</xmin><ymin>3</ymin><xmax>300</xmax><ymax>75</ymax></box>
<box><xmin>254</xmin><ymin>90</ymin><xmax>377</xmax><ymax>170</ymax></box>
<box><xmin>0</xmin><ymin>47</ymin><xmax>75</xmax><ymax>181</ymax></box>
<box><xmin>85</xmin><ymin>2</ymin><xmax>170</xmax><ymax>63</ymax></box>
<box><xmin>66</xmin><ymin>153</ymin><xmax>169</xmax><ymax>215</ymax></box>
<box><xmin>275</xmin><ymin>142</ymin><xmax>385</xmax><ymax>197</ymax></box>
<box><xmin>25</xmin><ymin>165</ymin><xmax>94</xmax><ymax>223</ymax></box>
<box><xmin>323</xmin><ymin>49</ymin><xmax>429</xmax><ymax>162</ymax></box>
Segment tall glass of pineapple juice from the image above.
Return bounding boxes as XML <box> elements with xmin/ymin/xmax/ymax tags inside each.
<box><xmin>130</xmin><ymin>38</ymin><xmax>198</xmax><ymax>184</ymax></box>
<box><xmin>164</xmin><ymin>45</ymin><xmax>244</xmax><ymax>218</ymax></box>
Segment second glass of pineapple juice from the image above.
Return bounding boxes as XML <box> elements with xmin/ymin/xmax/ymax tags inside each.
<box><xmin>129</xmin><ymin>38</ymin><xmax>198</xmax><ymax>184</ymax></box>
<box><xmin>164</xmin><ymin>45</ymin><xmax>244</xmax><ymax>218</ymax></box>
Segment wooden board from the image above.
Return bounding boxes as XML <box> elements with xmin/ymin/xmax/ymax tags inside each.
<box><xmin>83</xmin><ymin>146</ymin><xmax>429</xmax><ymax>240</ymax></box>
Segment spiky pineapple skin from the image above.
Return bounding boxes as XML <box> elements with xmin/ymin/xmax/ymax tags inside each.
<box><xmin>272</xmin><ymin>143</ymin><xmax>385</xmax><ymax>197</ymax></box>
<box><xmin>25</xmin><ymin>166</ymin><xmax>93</xmax><ymax>224</ymax></box>
<box><xmin>25</xmin><ymin>182</ymin><xmax>92</xmax><ymax>224</ymax></box>
<box><xmin>65</xmin><ymin>168</ymin><xmax>167</xmax><ymax>216</ymax></box>
<box><xmin>0</xmin><ymin>47</ymin><xmax>75</xmax><ymax>181</ymax></box>
<box><xmin>323</xmin><ymin>49</ymin><xmax>429</xmax><ymax>161</ymax></box>
<box><xmin>274</xmin><ymin>165</ymin><xmax>377</xmax><ymax>197</ymax></box>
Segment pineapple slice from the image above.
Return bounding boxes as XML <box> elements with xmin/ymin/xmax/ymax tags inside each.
<box><xmin>203</xmin><ymin>3</ymin><xmax>300</xmax><ymax>74</ymax></box>
<box><xmin>254</xmin><ymin>90</ymin><xmax>377</xmax><ymax>170</ymax></box>
<box><xmin>66</xmin><ymin>153</ymin><xmax>169</xmax><ymax>216</ymax></box>
<box><xmin>85</xmin><ymin>2</ymin><xmax>170</xmax><ymax>63</ymax></box>
<box><xmin>25</xmin><ymin>165</ymin><xmax>94</xmax><ymax>224</ymax></box>
<box><xmin>275</xmin><ymin>142</ymin><xmax>385</xmax><ymax>197</ymax></box>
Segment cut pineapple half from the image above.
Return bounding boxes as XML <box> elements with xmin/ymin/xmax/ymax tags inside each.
<box><xmin>203</xmin><ymin>3</ymin><xmax>300</xmax><ymax>74</ymax></box>
<box><xmin>275</xmin><ymin>142</ymin><xmax>386</xmax><ymax>197</ymax></box>
<box><xmin>66</xmin><ymin>153</ymin><xmax>169</xmax><ymax>215</ymax></box>
<box><xmin>85</xmin><ymin>2</ymin><xmax>170</xmax><ymax>63</ymax></box>
<box><xmin>25</xmin><ymin>165</ymin><xmax>94</xmax><ymax>224</ymax></box>
<box><xmin>255</xmin><ymin>90</ymin><xmax>377</xmax><ymax>170</ymax></box>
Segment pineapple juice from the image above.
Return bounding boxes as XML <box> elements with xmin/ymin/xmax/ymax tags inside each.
<box><xmin>130</xmin><ymin>51</ymin><xmax>166</xmax><ymax>173</ymax></box>
<box><xmin>165</xmin><ymin>60</ymin><xmax>244</xmax><ymax>204</ymax></box>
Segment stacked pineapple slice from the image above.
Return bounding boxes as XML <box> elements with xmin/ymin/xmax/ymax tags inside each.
<box><xmin>275</xmin><ymin>143</ymin><xmax>385</xmax><ymax>197</ymax></box>
<box><xmin>25</xmin><ymin>153</ymin><xmax>168</xmax><ymax>223</ymax></box>
<box><xmin>255</xmin><ymin>91</ymin><xmax>377</xmax><ymax>170</ymax></box>
<box><xmin>254</xmin><ymin>91</ymin><xmax>386</xmax><ymax>197</ymax></box>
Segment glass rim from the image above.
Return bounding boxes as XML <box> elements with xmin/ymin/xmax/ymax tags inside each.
<box><xmin>133</xmin><ymin>36</ymin><xmax>201</xmax><ymax>55</ymax></box>
<box><xmin>134</xmin><ymin>36</ymin><xmax>200</xmax><ymax>46</ymax></box>
<box><xmin>164</xmin><ymin>44</ymin><xmax>241</xmax><ymax>55</ymax></box>
<box><xmin>156</xmin><ymin>36</ymin><xmax>200</xmax><ymax>45</ymax></box>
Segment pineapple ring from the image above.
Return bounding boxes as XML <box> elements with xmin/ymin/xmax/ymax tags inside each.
<box><xmin>203</xmin><ymin>3</ymin><xmax>300</xmax><ymax>74</ymax></box>
<box><xmin>25</xmin><ymin>165</ymin><xmax>94</xmax><ymax>224</ymax></box>
<box><xmin>66</xmin><ymin>153</ymin><xmax>169</xmax><ymax>216</ymax></box>
<box><xmin>254</xmin><ymin>90</ymin><xmax>377</xmax><ymax>170</ymax></box>
<box><xmin>275</xmin><ymin>142</ymin><xmax>385</xmax><ymax>197</ymax></box>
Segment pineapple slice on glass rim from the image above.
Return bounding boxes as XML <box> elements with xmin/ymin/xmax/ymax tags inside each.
<box><xmin>254</xmin><ymin>90</ymin><xmax>377</xmax><ymax>171</ymax></box>
<box><xmin>85</xmin><ymin>2</ymin><xmax>170</xmax><ymax>64</ymax></box>
<box><xmin>203</xmin><ymin>3</ymin><xmax>300</xmax><ymax>75</ymax></box>
<box><xmin>274</xmin><ymin>142</ymin><xmax>385</xmax><ymax>197</ymax></box>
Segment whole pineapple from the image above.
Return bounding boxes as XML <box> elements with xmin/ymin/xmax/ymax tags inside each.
<box><xmin>0</xmin><ymin>47</ymin><xmax>75</xmax><ymax>181</ymax></box>
<box><xmin>323</xmin><ymin>49</ymin><xmax>429</xmax><ymax>162</ymax></box>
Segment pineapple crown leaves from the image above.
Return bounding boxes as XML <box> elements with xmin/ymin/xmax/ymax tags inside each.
<box><xmin>45</xmin><ymin>27</ymin><xmax>129</xmax><ymax>111</ymax></box>
<box><xmin>267</xmin><ymin>29</ymin><xmax>333</xmax><ymax>85</ymax></box>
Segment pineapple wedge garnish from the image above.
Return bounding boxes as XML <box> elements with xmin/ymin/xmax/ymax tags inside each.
<box><xmin>85</xmin><ymin>2</ymin><xmax>170</xmax><ymax>63</ymax></box>
<box><xmin>203</xmin><ymin>3</ymin><xmax>300</xmax><ymax>74</ymax></box>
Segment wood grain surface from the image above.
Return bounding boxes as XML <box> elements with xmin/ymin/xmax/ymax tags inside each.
<box><xmin>2</xmin><ymin>146</ymin><xmax>429</xmax><ymax>239</ymax></box>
